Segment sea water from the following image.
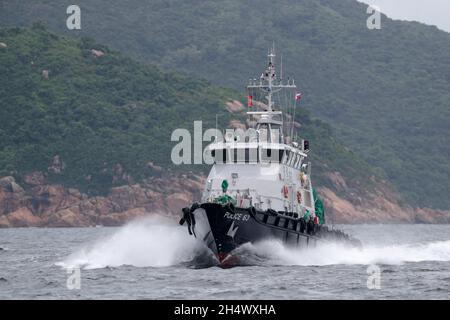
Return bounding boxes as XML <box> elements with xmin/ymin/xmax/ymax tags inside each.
<box><xmin>0</xmin><ymin>216</ymin><xmax>449</xmax><ymax>299</ymax></box>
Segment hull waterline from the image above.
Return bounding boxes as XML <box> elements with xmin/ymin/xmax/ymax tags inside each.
<box><xmin>185</xmin><ymin>203</ymin><xmax>360</xmax><ymax>267</ymax></box>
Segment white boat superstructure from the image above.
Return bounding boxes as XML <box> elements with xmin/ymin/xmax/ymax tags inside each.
<box><xmin>202</xmin><ymin>47</ymin><xmax>315</xmax><ymax>216</ymax></box>
<box><xmin>179</xmin><ymin>47</ymin><xmax>361</xmax><ymax>265</ymax></box>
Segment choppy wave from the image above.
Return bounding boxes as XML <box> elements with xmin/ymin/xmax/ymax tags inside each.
<box><xmin>57</xmin><ymin>217</ymin><xmax>450</xmax><ymax>269</ymax></box>
<box><xmin>57</xmin><ymin>216</ymin><xmax>204</xmax><ymax>269</ymax></box>
<box><xmin>235</xmin><ymin>239</ymin><xmax>450</xmax><ymax>266</ymax></box>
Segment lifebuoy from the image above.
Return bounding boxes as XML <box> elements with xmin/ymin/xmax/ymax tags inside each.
<box><xmin>282</xmin><ymin>185</ymin><xmax>289</xmax><ymax>198</ymax></box>
<box><xmin>297</xmin><ymin>191</ymin><xmax>302</xmax><ymax>203</ymax></box>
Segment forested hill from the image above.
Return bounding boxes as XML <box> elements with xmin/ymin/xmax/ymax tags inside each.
<box><xmin>0</xmin><ymin>26</ymin><xmax>378</xmax><ymax>198</ymax></box>
<box><xmin>1</xmin><ymin>0</ymin><xmax>449</xmax><ymax>209</ymax></box>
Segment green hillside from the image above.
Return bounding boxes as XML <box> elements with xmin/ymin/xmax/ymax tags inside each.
<box><xmin>0</xmin><ymin>26</ymin><xmax>377</xmax><ymax>197</ymax></box>
<box><xmin>2</xmin><ymin>0</ymin><xmax>448</xmax><ymax>208</ymax></box>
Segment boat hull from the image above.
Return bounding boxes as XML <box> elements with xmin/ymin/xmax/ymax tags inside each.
<box><xmin>186</xmin><ymin>203</ymin><xmax>359</xmax><ymax>265</ymax></box>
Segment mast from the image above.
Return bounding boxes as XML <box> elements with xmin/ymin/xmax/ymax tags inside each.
<box><xmin>247</xmin><ymin>46</ymin><xmax>298</xmax><ymax>140</ymax></box>
<box><xmin>267</xmin><ymin>47</ymin><xmax>275</xmax><ymax>111</ymax></box>
<box><xmin>247</xmin><ymin>46</ymin><xmax>296</xmax><ymax>113</ymax></box>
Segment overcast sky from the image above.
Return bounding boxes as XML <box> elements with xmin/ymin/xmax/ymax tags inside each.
<box><xmin>358</xmin><ymin>0</ymin><xmax>450</xmax><ymax>33</ymax></box>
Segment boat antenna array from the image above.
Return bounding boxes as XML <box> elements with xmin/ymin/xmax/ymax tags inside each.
<box><xmin>247</xmin><ymin>45</ymin><xmax>299</xmax><ymax>141</ymax></box>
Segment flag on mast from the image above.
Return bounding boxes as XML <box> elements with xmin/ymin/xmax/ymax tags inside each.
<box><xmin>295</xmin><ymin>93</ymin><xmax>302</xmax><ymax>101</ymax></box>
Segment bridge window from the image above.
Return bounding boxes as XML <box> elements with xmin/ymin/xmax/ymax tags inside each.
<box><xmin>271</xmin><ymin>124</ymin><xmax>282</xmax><ymax>144</ymax></box>
<box><xmin>245</xmin><ymin>148</ymin><xmax>258</xmax><ymax>163</ymax></box>
<box><xmin>212</xmin><ymin>149</ymin><xmax>228</xmax><ymax>164</ymax></box>
<box><xmin>287</xmin><ymin>152</ymin><xmax>295</xmax><ymax>166</ymax></box>
<box><xmin>213</xmin><ymin>148</ymin><xmax>259</xmax><ymax>163</ymax></box>
<box><xmin>295</xmin><ymin>154</ymin><xmax>302</xmax><ymax>169</ymax></box>
<box><xmin>258</xmin><ymin>124</ymin><xmax>269</xmax><ymax>143</ymax></box>
<box><xmin>282</xmin><ymin>150</ymin><xmax>290</xmax><ymax>164</ymax></box>
<box><xmin>261</xmin><ymin>148</ymin><xmax>284</xmax><ymax>163</ymax></box>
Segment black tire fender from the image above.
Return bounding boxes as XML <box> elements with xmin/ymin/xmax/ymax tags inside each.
<box><xmin>248</xmin><ymin>206</ymin><xmax>257</xmax><ymax>216</ymax></box>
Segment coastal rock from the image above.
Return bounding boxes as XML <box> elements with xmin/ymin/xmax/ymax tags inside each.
<box><xmin>97</xmin><ymin>207</ymin><xmax>147</xmax><ymax>226</ymax></box>
<box><xmin>413</xmin><ymin>208</ymin><xmax>450</xmax><ymax>224</ymax></box>
<box><xmin>166</xmin><ymin>192</ymin><xmax>192</xmax><ymax>215</ymax></box>
<box><xmin>0</xmin><ymin>177</ymin><xmax>24</xmax><ymax>215</ymax></box>
<box><xmin>6</xmin><ymin>207</ymin><xmax>41</xmax><ymax>227</ymax></box>
<box><xmin>24</xmin><ymin>171</ymin><xmax>45</xmax><ymax>186</ymax></box>
<box><xmin>91</xmin><ymin>49</ymin><xmax>105</xmax><ymax>58</ymax></box>
<box><xmin>324</xmin><ymin>172</ymin><xmax>348</xmax><ymax>190</ymax></box>
<box><xmin>67</xmin><ymin>188</ymin><xmax>82</xmax><ymax>199</ymax></box>
<box><xmin>143</xmin><ymin>189</ymin><xmax>165</xmax><ymax>212</ymax></box>
<box><xmin>48</xmin><ymin>155</ymin><xmax>64</xmax><ymax>174</ymax></box>
<box><xmin>29</xmin><ymin>185</ymin><xmax>66</xmax><ymax>214</ymax></box>
<box><xmin>229</xmin><ymin>120</ymin><xmax>246</xmax><ymax>130</ymax></box>
<box><xmin>318</xmin><ymin>187</ymin><xmax>358</xmax><ymax>223</ymax></box>
<box><xmin>0</xmin><ymin>215</ymin><xmax>10</xmax><ymax>228</ymax></box>
<box><xmin>129</xmin><ymin>184</ymin><xmax>150</xmax><ymax>206</ymax></box>
<box><xmin>91</xmin><ymin>196</ymin><xmax>116</xmax><ymax>215</ymax></box>
<box><xmin>108</xmin><ymin>185</ymin><xmax>137</xmax><ymax>211</ymax></box>
<box><xmin>225</xmin><ymin>100</ymin><xmax>245</xmax><ymax>113</ymax></box>
<box><xmin>0</xmin><ymin>171</ymin><xmax>448</xmax><ymax>227</ymax></box>
<box><xmin>10</xmin><ymin>181</ymin><xmax>24</xmax><ymax>194</ymax></box>
<box><xmin>146</xmin><ymin>162</ymin><xmax>163</xmax><ymax>173</ymax></box>
<box><xmin>46</xmin><ymin>208</ymin><xmax>90</xmax><ymax>227</ymax></box>
<box><xmin>78</xmin><ymin>198</ymin><xmax>96</xmax><ymax>214</ymax></box>
<box><xmin>0</xmin><ymin>176</ymin><xmax>18</xmax><ymax>192</ymax></box>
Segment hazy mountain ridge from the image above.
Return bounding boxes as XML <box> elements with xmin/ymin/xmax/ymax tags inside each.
<box><xmin>0</xmin><ymin>26</ymin><xmax>399</xmax><ymax>222</ymax></box>
<box><xmin>2</xmin><ymin>0</ymin><xmax>448</xmax><ymax>209</ymax></box>
<box><xmin>3</xmin><ymin>26</ymin><xmax>444</xmax><ymax>226</ymax></box>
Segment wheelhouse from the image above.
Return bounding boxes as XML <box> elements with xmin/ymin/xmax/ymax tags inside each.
<box><xmin>209</xmin><ymin>143</ymin><xmax>306</xmax><ymax>170</ymax></box>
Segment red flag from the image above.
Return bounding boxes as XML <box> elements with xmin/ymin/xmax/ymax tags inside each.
<box><xmin>295</xmin><ymin>93</ymin><xmax>302</xmax><ymax>101</ymax></box>
<box><xmin>248</xmin><ymin>95</ymin><xmax>253</xmax><ymax>107</ymax></box>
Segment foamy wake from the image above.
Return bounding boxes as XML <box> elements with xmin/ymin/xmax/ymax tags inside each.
<box><xmin>57</xmin><ymin>217</ymin><xmax>450</xmax><ymax>269</ymax></box>
<box><xmin>236</xmin><ymin>239</ymin><xmax>450</xmax><ymax>266</ymax></box>
<box><xmin>57</xmin><ymin>216</ymin><xmax>204</xmax><ymax>269</ymax></box>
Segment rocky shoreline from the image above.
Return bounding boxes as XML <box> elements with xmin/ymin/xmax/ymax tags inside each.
<box><xmin>0</xmin><ymin>174</ymin><xmax>203</xmax><ymax>228</ymax></box>
<box><xmin>0</xmin><ymin>173</ymin><xmax>448</xmax><ymax>228</ymax></box>
<box><xmin>319</xmin><ymin>187</ymin><xmax>450</xmax><ymax>224</ymax></box>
